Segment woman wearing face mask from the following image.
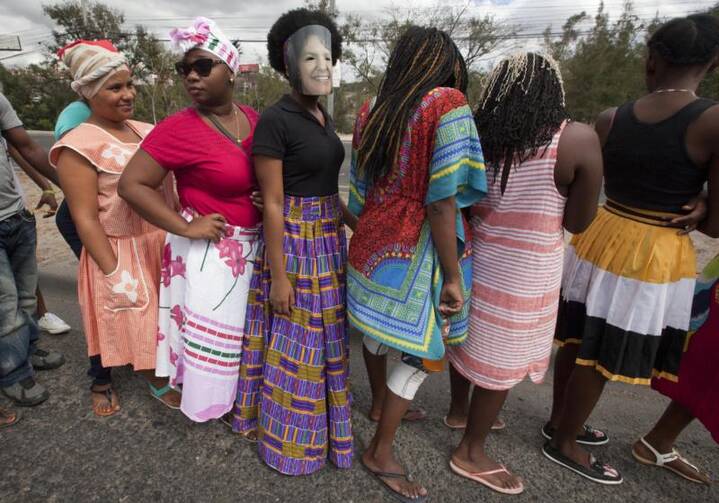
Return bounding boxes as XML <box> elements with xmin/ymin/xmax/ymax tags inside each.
<box><xmin>51</xmin><ymin>40</ymin><xmax>178</xmax><ymax>417</ymax></box>
<box><xmin>119</xmin><ymin>18</ymin><xmax>262</xmax><ymax>424</ymax></box>
<box><xmin>229</xmin><ymin>8</ymin><xmax>355</xmax><ymax>475</ymax></box>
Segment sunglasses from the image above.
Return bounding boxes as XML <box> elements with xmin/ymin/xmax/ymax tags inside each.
<box><xmin>174</xmin><ymin>58</ymin><xmax>224</xmax><ymax>77</ymax></box>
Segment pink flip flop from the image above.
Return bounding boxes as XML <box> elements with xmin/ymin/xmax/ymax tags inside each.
<box><xmin>442</xmin><ymin>416</ymin><xmax>506</xmax><ymax>431</ymax></box>
<box><xmin>449</xmin><ymin>459</ymin><xmax>524</xmax><ymax>495</ymax></box>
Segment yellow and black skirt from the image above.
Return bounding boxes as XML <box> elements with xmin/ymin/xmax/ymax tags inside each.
<box><xmin>555</xmin><ymin>201</ymin><xmax>696</xmax><ymax>384</ymax></box>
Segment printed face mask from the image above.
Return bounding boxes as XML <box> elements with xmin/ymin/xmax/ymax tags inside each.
<box><xmin>284</xmin><ymin>25</ymin><xmax>333</xmax><ymax>96</ymax></box>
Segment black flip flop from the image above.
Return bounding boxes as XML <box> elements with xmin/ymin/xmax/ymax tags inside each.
<box><xmin>361</xmin><ymin>461</ymin><xmax>428</xmax><ymax>502</ymax></box>
<box><xmin>542</xmin><ymin>441</ymin><xmax>623</xmax><ymax>485</ymax></box>
<box><xmin>542</xmin><ymin>422</ymin><xmax>609</xmax><ymax>446</ymax></box>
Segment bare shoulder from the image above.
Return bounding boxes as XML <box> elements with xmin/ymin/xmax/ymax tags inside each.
<box><xmin>559</xmin><ymin>121</ymin><xmax>600</xmax><ymax>153</ymax></box>
<box><xmin>555</xmin><ymin>120</ymin><xmax>602</xmax><ymax>188</ymax></box>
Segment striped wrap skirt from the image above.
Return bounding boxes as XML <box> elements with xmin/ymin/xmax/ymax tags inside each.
<box><xmin>155</xmin><ymin>210</ymin><xmax>259</xmax><ymax>422</ymax></box>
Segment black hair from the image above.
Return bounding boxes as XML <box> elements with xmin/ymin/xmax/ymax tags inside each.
<box><xmin>474</xmin><ymin>52</ymin><xmax>566</xmax><ymax>193</ymax></box>
<box><xmin>648</xmin><ymin>14</ymin><xmax>719</xmax><ymax>66</ymax></box>
<box><xmin>267</xmin><ymin>8</ymin><xmax>342</xmax><ymax>76</ymax></box>
<box><xmin>357</xmin><ymin>25</ymin><xmax>468</xmax><ymax>184</ymax></box>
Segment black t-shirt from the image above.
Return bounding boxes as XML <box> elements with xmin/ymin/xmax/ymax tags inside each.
<box><xmin>252</xmin><ymin>94</ymin><xmax>345</xmax><ymax>197</ymax></box>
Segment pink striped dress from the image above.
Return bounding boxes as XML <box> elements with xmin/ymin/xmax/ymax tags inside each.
<box><xmin>447</xmin><ymin>122</ymin><xmax>567</xmax><ymax>390</ymax></box>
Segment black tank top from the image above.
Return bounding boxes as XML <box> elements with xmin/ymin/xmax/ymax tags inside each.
<box><xmin>603</xmin><ymin>98</ymin><xmax>716</xmax><ymax>213</ymax></box>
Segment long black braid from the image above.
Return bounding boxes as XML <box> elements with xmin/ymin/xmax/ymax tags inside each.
<box><xmin>357</xmin><ymin>26</ymin><xmax>468</xmax><ymax>184</ymax></box>
<box><xmin>475</xmin><ymin>52</ymin><xmax>567</xmax><ymax>193</ymax></box>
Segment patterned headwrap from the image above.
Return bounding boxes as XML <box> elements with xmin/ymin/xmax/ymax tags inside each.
<box><xmin>169</xmin><ymin>17</ymin><xmax>240</xmax><ymax>74</ymax></box>
<box><xmin>58</xmin><ymin>39</ymin><xmax>129</xmax><ymax>99</ymax></box>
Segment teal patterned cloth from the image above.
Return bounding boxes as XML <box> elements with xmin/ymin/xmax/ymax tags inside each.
<box><xmin>347</xmin><ymin>88</ymin><xmax>486</xmax><ymax>360</ymax></box>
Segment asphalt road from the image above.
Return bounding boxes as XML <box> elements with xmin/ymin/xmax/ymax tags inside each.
<box><xmin>0</xmin><ymin>259</ymin><xmax>717</xmax><ymax>503</ymax></box>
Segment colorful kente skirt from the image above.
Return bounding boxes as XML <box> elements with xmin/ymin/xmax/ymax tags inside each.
<box><xmin>653</xmin><ymin>252</ymin><xmax>719</xmax><ymax>443</ymax></box>
<box><xmin>155</xmin><ymin>210</ymin><xmax>258</xmax><ymax>422</ymax></box>
<box><xmin>555</xmin><ymin>201</ymin><xmax>696</xmax><ymax>384</ymax></box>
<box><xmin>230</xmin><ymin>194</ymin><xmax>352</xmax><ymax>475</ymax></box>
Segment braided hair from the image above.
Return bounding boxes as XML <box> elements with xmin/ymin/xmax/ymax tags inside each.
<box><xmin>475</xmin><ymin>52</ymin><xmax>566</xmax><ymax>193</ymax></box>
<box><xmin>357</xmin><ymin>26</ymin><xmax>468</xmax><ymax>184</ymax></box>
<box><xmin>648</xmin><ymin>14</ymin><xmax>719</xmax><ymax>67</ymax></box>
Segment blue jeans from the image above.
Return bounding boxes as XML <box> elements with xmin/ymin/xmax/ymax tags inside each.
<box><xmin>0</xmin><ymin>209</ymin><xmax>39</xmax><ymax>387</ymax></box>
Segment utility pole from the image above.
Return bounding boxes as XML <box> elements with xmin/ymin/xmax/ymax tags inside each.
<box><xmin>81</xmin><ymin>0</ymin><xmax>88</xmax><ymax>25</ymax></box>
<box><xmin>327</xmin><ymin>0</ymin><xmax>336</xmax><ymax>117</ymax></box>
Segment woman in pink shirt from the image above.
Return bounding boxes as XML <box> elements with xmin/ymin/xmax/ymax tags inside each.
<box><xmin>119</xmin><ymin>17</ymin><xmax>261</xmax><ymax>424</ymax></box>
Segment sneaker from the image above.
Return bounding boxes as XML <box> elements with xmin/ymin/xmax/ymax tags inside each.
<box><xmin>37</xmin><ymin>313</ymin><xmax>71</xmax><ymax>335</ymax></box>
<box><xmin>1</xmin><ymin>377</ymin><xmax>49</xmax><ymax>406</ymax></box>
<box><xmin>30</xmin><ymin>348</ymin><xmax>65</xmax><ymax>371</ymax></box>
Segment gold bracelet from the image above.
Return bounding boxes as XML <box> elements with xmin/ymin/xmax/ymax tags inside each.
<box><xmin>42</xmin><ymin>189</ymin><xmax>56</xmax><ymax>195</ymax></box>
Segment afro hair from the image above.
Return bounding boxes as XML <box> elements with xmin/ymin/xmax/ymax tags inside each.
<box><xmin>267</xmin><ymin>8</ymin><xmax>342</xmax><ymax>76</ymax></box>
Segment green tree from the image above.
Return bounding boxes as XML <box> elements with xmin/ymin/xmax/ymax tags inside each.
<box><xmin>42</xmin><ymin>1</ymin><xmax>126</xmax><ymax>55</ymax></box>
<box><xmin>545</xmin><ymin>2</ymin><xmax>719</xmax><ymax>122</ymax></box>
<box><xmin>545</xmin><ymin>2</ymin><xmax>648</xmax><ymax>121</ymax></box>
<box><xmin>0</xmin><ymin>63</ymin><xmax>73</xmax><ymax>130</ymax></box>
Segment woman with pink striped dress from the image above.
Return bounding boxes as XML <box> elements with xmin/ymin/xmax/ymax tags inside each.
<box><xmin>444</xmin><ymin>53</ymin><xmax>603</xmax><ymax>495</ymax></box>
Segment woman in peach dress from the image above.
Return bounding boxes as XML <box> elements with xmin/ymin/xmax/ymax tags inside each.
<box><xmin>50</xmin><ymin>40</ymin><xmax>179</xmax><ymax>416</ymax></box>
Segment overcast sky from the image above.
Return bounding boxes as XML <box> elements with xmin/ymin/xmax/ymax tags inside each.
<box><xmin>1</xmin><ymin>0</ymin><xmax>712</xmax><ymax>68</ymax></box>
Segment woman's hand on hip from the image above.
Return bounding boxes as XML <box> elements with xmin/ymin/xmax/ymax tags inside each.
<box><xmin>182</xmin><ymin>213</ymin><xmax>226</xmax><ymax>242</ymax></box>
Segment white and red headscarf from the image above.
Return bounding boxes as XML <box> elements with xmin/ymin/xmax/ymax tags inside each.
<box><xmin>169</xmin><ymin>17</ymin><xmax>240</xmax><ymax>74</ymax></box>
<box><xmin>58</xmin><ymin>39</ymin><xmax>128</xmax><ymax>99</ymax></box>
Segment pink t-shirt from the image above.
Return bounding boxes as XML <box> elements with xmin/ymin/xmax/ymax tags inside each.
<box><xmin>141</xmin><ymin>105</ymin><xmax>261</xmax><ymax>227</ymax></box>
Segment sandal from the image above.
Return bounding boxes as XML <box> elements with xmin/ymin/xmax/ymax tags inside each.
<box><xmin>147</xmin><ymin>382</ymin><xmax>181</xmax><ymax>410</ymax></box>
<box><xmin>443</xmin><ymin>416</ymin><xmax>506</xmax><ymax>431</ymax></box>
<box><xmin>361</xmin><ymin>461</ymin><xmax>428</xmax><ymax>503</ymax></box>
<box><xmin>449</xmin><ymin>459</ymin><xmax>524</xmax><ymax>495</ymax></box>
<box><xmin>90</xmin><ymin>384</ymin><xmax>120</xmax><ymax>417</ymax></box>
<box><xmin>220</xmin><ymin>413</ymin><xmax>258</xmax><ymax>443</ymax></box>
<box><xmin>632</xmin><ymin>436</ymin><xmax>710</xmax><ymax>484</ymax></box>
<box><xmin>542</xmin><ymin>441</ymin><xmax>622</xmax><ymax>485</ymax></box>
<box><xmin>542</xmin><ymin>422</ymin><xmax>608</xmax><ymax>446</ymax></box>
<box><xmin>0</xmin><ymin>406</ymin><xmax>21</xmax><ymax>428</ymax></box>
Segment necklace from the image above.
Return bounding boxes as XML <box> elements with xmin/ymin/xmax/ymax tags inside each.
<box><xmin>653</xmin><ymin>88</ymin><xmax>696</xmax><ymax>96</ymax></box>
<box><xmin>208</xmin><ymin>104</ymin><xmax>243</xmax><ymax>144</ymax></box>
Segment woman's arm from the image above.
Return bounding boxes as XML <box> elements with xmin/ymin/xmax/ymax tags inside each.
<box><xmin>427</xmin><ymin>196</ymin><xmax>463</xmax><ymax>317</ymax></box>
<box><xmin>255</xmin><ymin>155</ymin><xmax>294</xmax><ymax>315</ymax></box>
<box><xmin>340</xmin><ymin>199</ymin><xmax>358</xmax><ymax>232</ymax></box>
<box><xmin>56</xmin><ymin>149</ymin><xmax>116</xmax><ymax>274</ymax></box>
<box><xmin>697</xmin><ymin>106</ymin><xmax>719</xmax><ymax>238</ymax></box>
<box><xmin>556</xmin><ymin>122</ymin><xmax>603</xmax><ymax>234</ymax></box>
<box><xmin>118</xmin><ymin>149</ymin><xmax>226</xmax><ymax>242</ymax></box>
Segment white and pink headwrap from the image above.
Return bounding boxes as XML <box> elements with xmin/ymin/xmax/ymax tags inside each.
<box><xmin>169</xmin><ymin>17</ymin><xmax>240</xmax><ymax>74</ymax></box>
